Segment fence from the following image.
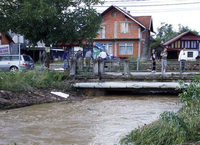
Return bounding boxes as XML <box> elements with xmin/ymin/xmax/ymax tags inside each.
<box><xmin>50</xmin><ymin>57</ymin><xmax>200</xmax><ymax>75</ymax></box>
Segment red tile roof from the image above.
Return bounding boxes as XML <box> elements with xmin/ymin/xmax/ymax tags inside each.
<box><xmin>164</xmin><ymin>31</ymin><xmax>200</xmax><ymax>45</ymax></box>
<box><xmin>101</xmin><ymin>5</ymin><xmax>154</xmax><ymax>32</ymax></box>
<box><xmin>133</xmin><ymin>16</ymin><xmax>152</xmax><ymax>30</ymax></box>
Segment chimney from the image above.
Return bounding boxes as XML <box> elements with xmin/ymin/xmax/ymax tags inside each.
<box><xmin>123</xmin><ymin>7</ymin><xmax>126</xmax><ymax>12</ymax></box>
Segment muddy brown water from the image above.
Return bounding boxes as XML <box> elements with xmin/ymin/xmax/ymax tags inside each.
<box><xmin>0</xmin><ymin>95</ymin><xmax>182</xmax><ymax>145</ymax></box>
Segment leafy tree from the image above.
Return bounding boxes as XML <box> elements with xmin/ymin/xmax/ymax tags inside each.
<box><xmin>0</xmin><ymin>0</ymin><xmax>102</xmax><ymax>46</ymax></box>
<box><xmin>177</xmin><ymin>24</ymin><xmax>199</xmax><ymax>35</ymax></box>
<box><xmin>150</xmin><ymin>36</ymin><xmax>161</xmax><ymax>50</ymax></box>
<box><xmin>156</xmin><ymin>22</ymin><xmax>177</xmax><ymax>43</ymax></box>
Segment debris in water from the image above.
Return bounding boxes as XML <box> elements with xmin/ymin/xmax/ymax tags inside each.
<box><xmin>50</xmin><ymin>92</ymin><xmax>69</xmax><ymax>99</ymax></box>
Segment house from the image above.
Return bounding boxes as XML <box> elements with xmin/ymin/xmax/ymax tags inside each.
<box><xmin>0</xmin><ymin>33</ymin><xmax>10</xmax><ymax>45</ymax></box>
<box><xmin>94</xmin><ymin>5</ymin><xmax>154</xmax><ymax>60</ymax></box>
<box><xmin>154</xmin><ymin>44</ymin><xmax>165</xmax><ymax>60</ymax></box>
<box><xmin>164</xmin><ymin>31</ymin><xmax>200</xmax><ymax>60</ymax></box>
<box><xmin>0</xmin><ymin>32</ymin><xmax>14</xmax><ymax>54</ymax></box>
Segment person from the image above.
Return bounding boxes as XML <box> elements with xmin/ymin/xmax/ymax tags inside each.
<box><xmin>98</xmin><ymin>50</ymin><xmax>107</xmax><ymax>60</ymax></box>
<box><xmin>151</xmin><ymin>49</ymin><xmax>156</xmax><ymax>72</ymax></box>
<box><xmin>160</xmin><ymin>48</ymin><xmax>168</xmax><ymax>73</ymax></box>
<box><xmin>84</xmin><ymin>49</ymin><xmax>93</xmax><ymax>71</ymax></box>
<box><xmin>75</xmin><ymin>50</ymin><xmax>82</xmax><ymax>60</ymax></box>
<box><xmin>178</xmin><ymin>47</ymin><xmax>187</xmax><ymax>73</ymax></box>
<box><xmin>62</xmin><ymin>50</ymin><xmax>70</xmax><ymax>70</ymax></box>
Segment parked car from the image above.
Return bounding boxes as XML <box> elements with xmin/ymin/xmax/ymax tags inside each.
<box><xmin>0</xmin><ymin>54</ymin><xmax>34</xmax><ymax>72</ymax></box>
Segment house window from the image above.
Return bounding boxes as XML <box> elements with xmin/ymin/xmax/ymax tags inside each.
<box><xmin>102</xmin><ymin>43</ymin><xmax>113</xmax><ymax>55</ymax></box>
<box><xmin>175</xmin><ymin>41</ymin><xmax>178</xmax><ymax>48</ymax></box>
<box><xmin>111</xmin><ymin>11</ymin><xmax>117</xmax><ymax>17</ymax></box>
<box><xmin>120</xmin><ymin>22</ymin><xmax>129</xmax><ymax>34</ymax></box>
<box><xmin>98</xmin><ymin>26</ymin><xmax>106</xmax><ymax>38</ymax></box>
<box><xmin>119</xmin><ymin>43</ymin><xmax>133</xmax><ymax>55</ymax></box>
<box><xmin>185</xmin><ymin>41</ymin><xmax>190</xmax><ymax>48</ymax></box>
<box><xmin>187</xmin><ymin>41</ymin><xmax>190</xmax><ymax>48</ymax></box>
<box><xmin>184</xmin><ymin>41</ymin><xmax>187</xmax><ymax>48</ymax></box>
<box><xmin>178</xmin><ymin>41</ymin><xmax>180</xmax><ymax>48</ymax></box>
<box><xmin>191</xmin><ymin>41</ymin><xmax>197</xmax><ymax>48</ymax></box>
<box><xmin>171</xmin><ymin>43</ymin><xmax>174</xmax><ymax>48</ymax></box>
<box><xmin>188</xmin><ymin>52</ymin><xmax>193</xmax><ymax>57</ymax></box>
<box><xmin>181</xmin><ymin>41</ymin><xmax>184</xmax><ymax>48</ymax></box>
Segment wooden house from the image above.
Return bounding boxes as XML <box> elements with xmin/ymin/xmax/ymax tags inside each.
<box><xmin>94</xmin><ymin>5</ymin><xmax>154</xmax><ymax>60</ymax></box>
<box><xmin>164</xmin><ymin>31</ymin><xmax>200</xmax><ymax>60</ymax></box>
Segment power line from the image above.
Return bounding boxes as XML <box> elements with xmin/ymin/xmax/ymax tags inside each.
<box><xmin>101</xmin><ymin>0</ymin><xmax>147</xmax><ymax>2</ymax></box>
<box><xmin>94</xmin><ymin>2</ymin><xmax>200</xmax><ymax>7</ymax></box>
<box><xmin>101</xmin><ymin>0</ymin><xmax>199</xmax><ymax>3</ymax></box>
<box><xmin>98</xmin><ymin>8</ymin><xmax>200</xmax><ymax>13</ymax></box>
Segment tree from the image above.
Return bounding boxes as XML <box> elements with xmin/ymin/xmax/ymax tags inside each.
<box><xmin>156</xmin><ymin>22</ymin><xmax>177</xmax><ymax>43</ymax></box>
<box><xmin>155</xmin><ymin>22</ymin><xmax>199</xmax><ymax>44</ymax></box>
<box><xmin>177</xmin><ymin>24</ymin><xmax>199</xmax><ymax>35</ymax></box>
<box><xmin>150</xmin><ymin>36</ymin><xmax>162</xmax><ymax>50</ymax></box>
<box><xmin>0</xmin><ymin>0</ymin><xmax>102</xmax><ymax>46</ymax></box>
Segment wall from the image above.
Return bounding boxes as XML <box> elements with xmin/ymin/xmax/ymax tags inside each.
<box><xmin>1</xmin><ymin>33</ymin><xmax>9</xmax><ymax>45</ymax></box>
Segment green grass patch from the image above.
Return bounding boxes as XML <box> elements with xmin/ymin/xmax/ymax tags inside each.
<box><xmin>0</xmin><ymin>70</ymin><xmax>71</xmax><ymax>92</ymax></box>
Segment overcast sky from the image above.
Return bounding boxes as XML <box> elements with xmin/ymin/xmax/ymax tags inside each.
<box><xmin>93</xmin><ymin>0</ymin><xmax>200</xmax><ymax>34</ymax></box>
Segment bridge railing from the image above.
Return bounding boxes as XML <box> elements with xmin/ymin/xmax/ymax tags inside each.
<box><xmin>66</xmin><ymin>57</ymin><xmax>200</xmax><ymax>75</ymax></box>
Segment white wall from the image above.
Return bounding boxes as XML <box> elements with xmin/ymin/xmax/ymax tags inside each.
<box><xmin>186</xmin><ymin>50</ymin><xmax>199</xmax><ymax>61</ymax></box>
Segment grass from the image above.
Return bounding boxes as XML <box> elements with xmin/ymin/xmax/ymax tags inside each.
<box><xmin>0</xmin><ymin>69</ymin><xmax>71</xmax><ymax>92</ymax></box>
<box><xmin>120</xmin><ymin>76</ymin><xmax>200</xmax><ymax>145</ymax></box>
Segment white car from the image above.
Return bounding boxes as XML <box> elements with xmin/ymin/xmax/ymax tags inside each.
<box><xmin>0</xmin><ymin>54</ymin><xmax>34</xmax><ymax>72</ymax></box>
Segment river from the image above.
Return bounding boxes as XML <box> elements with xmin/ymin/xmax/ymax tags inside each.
<box><xmin>0</xmin><ymin>95</ymin><xmax>182</xmax><ymax>145</ymax></box>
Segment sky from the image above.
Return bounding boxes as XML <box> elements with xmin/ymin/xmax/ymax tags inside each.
<box><xmin>93</xmin><ymin>0</ymin><xmax>200</xmax><ymax>34</ymax></box>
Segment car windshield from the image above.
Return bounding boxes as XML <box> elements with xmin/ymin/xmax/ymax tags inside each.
<box><xmin>23</xmin><ymin>55</ymin><xmax>33</xmax><ymax>61</ymax></box>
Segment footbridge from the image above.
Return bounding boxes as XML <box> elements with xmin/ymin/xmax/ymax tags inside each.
<box><xmin>50</xmin><ymin>58</ymin><xmax>200</xmax><ymax>95</ymax></box>
<box><xmin>72</xmin><ymin>72</ymin><xmax>199</xmax><ymax>96</ymax></box>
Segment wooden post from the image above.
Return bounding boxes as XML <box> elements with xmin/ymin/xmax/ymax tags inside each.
<box><xmin>124</xmin><ymin>59</ymin><xmax>130</xmax><ymax>75</ymax></box>
<box><xmin>93</xmin><ymin>59</ymin><xmax>99</xmax><ymax>76</ymax></box>
<box><xmin>99</xmin><ymin>59</ymin><xmax>105</xmax><ymax>75</ymax></box>
<box><xmin>77</xmin><ymin>58</ymin><xmax>83</xmax><ymax>71</ymax></box>
<box><xmin>70</xmin><ymin>57</ymin><xmax>76</xmax><ymax>76</ymax></box>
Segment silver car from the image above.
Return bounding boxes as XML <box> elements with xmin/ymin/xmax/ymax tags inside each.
<box><xmin>0</xmin><ymin>54</ymin><xmax>34</xmax><ymax>72</ymax></box>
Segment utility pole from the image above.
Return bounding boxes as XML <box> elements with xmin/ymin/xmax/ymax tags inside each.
<box><xmin>18</xmin><ymin>34</ymin><xmax>21</xmax><ymax>69</ymax></box>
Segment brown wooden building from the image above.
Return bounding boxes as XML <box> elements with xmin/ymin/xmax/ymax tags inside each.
<box><xmin>164</xmin><ymin>31</ymin><xmax>200</xmax><ymax>60</ymax></box>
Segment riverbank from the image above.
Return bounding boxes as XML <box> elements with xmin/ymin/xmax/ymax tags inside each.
<box><xmin>120</xmin><ymin>77</ymin><xmax>200</xmax><ymax>145</ymax></box>
<box><xmin>0</xmin><ymin>89</ymin><xmax>85</xmax><ymax>110</ymax></box>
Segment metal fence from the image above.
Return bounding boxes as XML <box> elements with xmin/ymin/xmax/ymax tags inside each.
<box><xmin>50</xmin><ymin>58</ymin><xmax>200</xmax><ymax>75</ymax></box>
